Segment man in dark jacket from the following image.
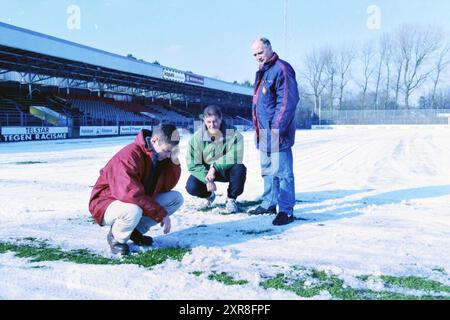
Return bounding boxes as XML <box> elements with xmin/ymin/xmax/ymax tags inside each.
<box><xmin>89</xmin><ymin>124</ymin><xmax>183</xmax><ymax>255</ymax></box>
<box><xmin>248</xmin><ymin>37</ymin><xmax>299</xmax><ymax>226</ymax></box>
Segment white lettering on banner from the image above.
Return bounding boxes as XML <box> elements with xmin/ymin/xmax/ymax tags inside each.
<box><xmin>119</xmin><ymin>126</ymin><xmax>152</xmax><ymax>135</ymax></box>
<box><xmin>79</xmin><ymin>126</ymin><xmax>119</xmax><ymax>136</ymax></box>
<box><xmin>2</xmin><ymin>134</ymin><xmax>33</xmax><ymax>142</ymax></box>
<box><xmin>185</xmin><ymin>74</ymin><xmax>204</xmax><ymax>85</ymax></box>
<box><xmin>162</xmin><ymin>68</ymin><xmax>186</xmax><ymax>83</ymax></box>
<box><xmin>26</xmin><ymin>127</ymin><xmax>49</xmax><ymax>134</ymax></box>
<box><xmin>1</xmin><ymin>133</ymin><xmax>67</xmax><ymax>142</ymax></box>
<box><xmin>1</xmin><ymin>127</ymin><xmax>68</xmax><ymax>135</ymax></box>
<box><xmin>36</xmin><ymin>133</ymin><xmax>67</xmax><ymax>140</ymax></box>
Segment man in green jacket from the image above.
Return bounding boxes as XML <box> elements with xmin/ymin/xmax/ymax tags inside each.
<box><xmin>186</xmin><ymin>105</ymin><xmax>247</xmax><ymax>213</ymax></box>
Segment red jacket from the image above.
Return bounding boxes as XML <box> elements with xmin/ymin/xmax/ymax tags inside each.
<box><xmin>89</xmin><ymin>130</ymin><xmax>181</xmax><ymax>225</ymax></box>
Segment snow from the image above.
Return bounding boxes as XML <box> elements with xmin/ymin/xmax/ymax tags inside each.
<box><xmin>1</xmin><ymin>126</ymin><xmax>450</xmax><ymax>299</ymax></box>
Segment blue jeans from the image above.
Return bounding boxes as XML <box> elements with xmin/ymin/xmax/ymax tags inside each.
<box><xmin>260</xmin><ymin>148</ymin><xmax>295</xmax><ymax>215</ymax></box>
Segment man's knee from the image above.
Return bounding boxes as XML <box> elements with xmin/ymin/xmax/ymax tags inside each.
<box><xmin>231</xmin><ymin>164</ymin><xmax>247</xmax><ymax>181</ymax></box>
<box><xmin>157</xmin><ymin>190</ymin><xmax>184</xmax><ymax>216</ymax></box>
<box><xmin>171</xmin><ymin>191</ymin><xmax>184</xmax><ymax>212</ymax></box>
<box><xmin>185</xmin><ymin>176</ymin><xmax>204</xmax><ymax>196</ymax></box>
<box><xmin>277</xmin><ymin>163</ymin><xmax>295</xmax><ymax>180</ymax></box>
<box><xmin>122</xmin><ymin>203</ymin><xmax>143</xmax><ymax>224</ymax></box>
<box><xmin>233</xmin><ymin>163</ymin><xmax>247</xmax><ymax>175</ymax></box>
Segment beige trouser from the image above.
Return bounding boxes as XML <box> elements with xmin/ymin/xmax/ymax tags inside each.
<box><xmin>102</xmin><ymin>191</ymin><xmax>183</xmax><ymax>243</ymax></box>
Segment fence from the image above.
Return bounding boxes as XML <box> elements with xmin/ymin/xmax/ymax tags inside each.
<box><xmin>319</xmin><ymin>109</ymin><xmax>450</xmax><ymax>125</ymax></box>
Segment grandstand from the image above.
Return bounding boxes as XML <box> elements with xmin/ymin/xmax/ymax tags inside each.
<box><xmin>0</xmin><ymin>22</ymin><xmax>253</xmax><ymax>141</ymax></box>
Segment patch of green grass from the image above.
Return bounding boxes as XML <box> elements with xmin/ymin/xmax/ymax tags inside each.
<box><xmin>239</xmin><ymin>229</ymin><xmax>273</xmax><ymax>235</ymax></box>
<box><xmin>0</xmin><ymin>240</ymin><xmax>190</xmax><ymax>269</ymax></box>
<box><xmin>261</xmin><ymin>269</ymin><xmax>450</xmax><ymax>300</ymax></box>
<box><xmin>15</xmin><ymin>161</ymin><xmax>46</xmax><ymax>165</ymax></box>
<box><xmin>239</xmin><ymin>200</ymin><xmax>263</xmax><ymax>208</ymax></box>
<box><xmin>0</xmin><ymin>242</ymin><xmax>115</xmax><ymax>265</ymax></box>
<box><xmin>380</xmin><ymin>275</ymin><xmax>450</xmax><ymax>294</ymax></box>
<box><xmin>23</xmin><ymin>237</ymin><xmax>39</xmax><ymax>242</ymax></box>
<box><xmin>432</xmin><ymin>267</ymin><xmax>447</xmax><ymax>275</ymax></box>
<box><xmin>198</xmin><ymin>204</ymin><xmax>225</xmax><ymax>212</ymax></box>
<box><xmin>208</xmin><ymin>272</ymin><xmax>249</xmax><ymax>286</ymax></box>
<box><xmin>123</xmin><ymin>247</ymin><xmax>190</xmax><ymax>268</ymax></box>
<box><xmin>199</xmin><ymin>200</ymin><xmax>262</xmax><ymax>213</ymax></box>
<box><xmin>356</xmin><ymin>275</ymin><xmax>370</xmax><ymax>282</ymax></box>
<box><xmin>261</xmin><ymin>272</ymin><xmax>362</xmax><ymax>299</ymax></box>
<box><xmin>192</xmin><ymin>271</ymin><xmax>203</xmax><ymax>277</ymax></box>
<box><xmin>66</xmin><ymin>217</ymin><xmax>98</xmax><ymax>225</ymax></box>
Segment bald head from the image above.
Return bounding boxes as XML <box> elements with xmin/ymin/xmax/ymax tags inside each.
<box><xmin>251</xmin><ymin>37</ymin><xmax>274</xmax><ymax>65</ymax></box>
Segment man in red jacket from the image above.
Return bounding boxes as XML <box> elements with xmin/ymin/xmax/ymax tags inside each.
<box><xmin>89</xmin><ymin>124</ymin><xmax>183</xmax><ymax>255</ymax></box>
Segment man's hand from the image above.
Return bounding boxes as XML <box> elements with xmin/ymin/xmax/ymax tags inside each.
<box><xmin>170</xmin><ymin>146</ymin><xmax>180</xmax><ymax>165</ymax></box>
<box><xmin>206</xmin><ymin>181</ymin><xmax>217</xmax><ymax>193</ymax></box>
<box><xmin>160</xmin><ymin>215</ymin><xmax>171</xmax><ymax>234</ymax></box>
<box><xmin>205</xmin><ymin>166</ymin><xmax>216</xmax><ymax>182</ymax></box>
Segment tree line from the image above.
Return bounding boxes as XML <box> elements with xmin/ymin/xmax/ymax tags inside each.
<box><xmin>299</xmin><ymin>24</ymin><xmax>450</xmax><ymax>113</ymax></box>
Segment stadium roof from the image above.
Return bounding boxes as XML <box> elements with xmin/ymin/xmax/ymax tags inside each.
<box><xmin>0</xmin><ymin>22</ymin><xmax>252</xmax><ymax>104</ymax></box>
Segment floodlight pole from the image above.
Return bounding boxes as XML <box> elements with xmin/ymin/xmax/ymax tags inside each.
<box><xmin>283</xmin><ymin>0</ymin><xmax>288</xmax><ymax>58</ymax></box>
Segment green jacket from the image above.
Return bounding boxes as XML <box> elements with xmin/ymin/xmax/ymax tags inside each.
<box><xmin>186</xmin><ymin>122</ymin><xmax>244</xmax><ymax>183</ymax></box>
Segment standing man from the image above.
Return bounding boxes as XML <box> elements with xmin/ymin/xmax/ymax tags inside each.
<box><xmin>248</xmin><ymin>37</ymin><xmax>299</xmax><ymax>226</ymax></box>
<box><xmin>89</xmin><ymin>124</ymin><xmax>183</xmax><ymax>255</ymax></box>
<box><xmin>186</xmin><ymin>105</ymin><xmax>246</xmax><ymax>213</ymax></box>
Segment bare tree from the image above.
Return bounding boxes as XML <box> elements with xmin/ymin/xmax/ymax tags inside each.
<box><xmin>374</xmin><ymin>34</ymin><xmax>391</xmax><ymax>109</ymax></box>
<box><xmin>302</xmin><ymin>47</ymin><xmax>329</xmax><ymax>114</ymax></box>
<box><xmin>380</xmin><ymin>34</ymin><xmax>393</xmax><ymax>109</ymax></box>
<box><xmin>336</xmin><ymin>45</ymin><xmax>355</xmax><ymax>110</ymax></box>
<box><xmin>392</xmin><ymin>41</ymin><xmax>404</xmax><ymax>109</ymax></box>
<box><xmin>359</xmin><ymin>41</ymin><xmax>377</xmax><ymax>109</ymax></box>
<box><xmin>397</xmin><ymin>24</ymin><xmax>442</xmax><ymax>109</ymax></box>
<box><xmin>323</xmin><ymin>48</ymin><xmax>337</xmax><ymax>110</ymax></box>
<box><xmin>430</xmin><ymin>43</ymin><xmax>450</xmax><ymax>108</ymax></box>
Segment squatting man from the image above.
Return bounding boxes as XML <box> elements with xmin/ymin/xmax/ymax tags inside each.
<box><xmin>89</xmin><ymin>124</ymin><xmax>183</xmax><ymax>255</ymax></box>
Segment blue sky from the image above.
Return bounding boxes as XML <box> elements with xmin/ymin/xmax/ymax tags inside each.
<box><xmin>1</xmin><ymin>0</ymin><xmax>449</xmax><ymax>83</ymax></box>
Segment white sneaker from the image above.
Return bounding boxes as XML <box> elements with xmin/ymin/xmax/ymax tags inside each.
<box><xmin>226</xmin><ymin>198</ymin><xmax>239</xmax><ymax>214</ymax></box>
<box><xmin>202</xmin><ymin>192</ymin><xmax>216</xmax><ymax>208</ymax></box>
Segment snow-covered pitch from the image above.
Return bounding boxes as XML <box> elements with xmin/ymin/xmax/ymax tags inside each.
<box><xmin>1</xmin><ymin>126</ymin><xmax>449</xmax><ymax>299</ymax></box>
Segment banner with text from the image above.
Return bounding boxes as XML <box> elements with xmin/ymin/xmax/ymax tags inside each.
<box><xmin>120</xmin><ymin>126</ymin><xmax>153</xmax><ymax>135</ymax></box>
<box><xmin>79</xmin><ymin>126</ymin><xmax>119</xmax><ymax>136</ymax></box>
<box><xmin>1</xmin><ymin>127</ymin><xmax>68</xmax><ymax>142</ymax></box>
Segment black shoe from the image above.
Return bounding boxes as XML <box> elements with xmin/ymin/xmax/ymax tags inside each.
<box><xmin>130</xmin><ymin>229</ymin><xmax>154</xmax><ymax>246</ymax></box>
<box><xmin>272</xmin><ymin>212</ymin><xmax>294</xmax><ymax>226</ymax></box>
<box><xmin>248</xmin><ymin>205</ymin><xmax>277</xmax><ymax>215</ymax></box>
<box><xmin>107</xmin><ymin>228</ymin><xmax>130</xmax><ymax>255</ymax></box>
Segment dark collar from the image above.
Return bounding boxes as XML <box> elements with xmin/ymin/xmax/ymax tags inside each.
<box><xmin>144</xmin><ymin>136</ymin><xmax>159</xmax><ymax>164</ymax></box>
<box><xmin>259</xmin><ymin>52</ymin><xmax>279</xmax><ymax>72</ymax></box>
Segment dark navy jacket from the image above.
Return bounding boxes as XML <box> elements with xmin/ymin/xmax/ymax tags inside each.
<box><xmin>252</xmin><ymin>53</ymin><xmax>299</xmax><ymax>152</ymax></box>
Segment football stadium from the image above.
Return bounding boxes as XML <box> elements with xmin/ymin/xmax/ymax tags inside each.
<box><xmin>1</xmin><ymin>2</ymin><xmax>450</xmax><ymax>303</ymax></box>
<box><xmin>0</xmin><ymin>21</ymin><xmax>253</xmax><ymax>142</ymax></box>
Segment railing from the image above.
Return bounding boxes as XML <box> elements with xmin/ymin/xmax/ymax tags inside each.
<box><xmin>319</xmin><ymin>109</ymin><xmax>450</xmax><ymax>125</ymax></box>
<box><xmin>0</xmin><ymin>112</ymin><xmax>56</xmax><ymax>127</ymax></box>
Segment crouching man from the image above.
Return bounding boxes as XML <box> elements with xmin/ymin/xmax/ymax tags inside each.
<box><xmin>89</xmin><ymin>124</ymin><xmax>183</xmax><ymax>255</ymax></box>
<box><xmin>186</xmin><ymin>105</ymin><xmax>247</xmax><ymax>213</ymax></box>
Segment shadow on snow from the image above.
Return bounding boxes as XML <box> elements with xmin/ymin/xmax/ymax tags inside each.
<box><xmin>156</xmin><ymin>185</ymin><xmax>450</xmax><ymax>248</ymax></box>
